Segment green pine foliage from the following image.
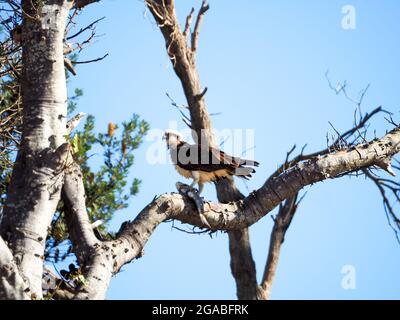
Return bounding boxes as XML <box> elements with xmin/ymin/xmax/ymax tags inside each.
<box><xmin>45</xmin><ymin>105</ymin><xmax>149</xmax><ymax>263</ymax></box>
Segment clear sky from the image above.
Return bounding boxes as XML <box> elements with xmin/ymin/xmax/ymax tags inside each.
<box><xmin>68</xmin><ymin>0</ymin><xmax>400</xmax><ymax>299</ymax></box>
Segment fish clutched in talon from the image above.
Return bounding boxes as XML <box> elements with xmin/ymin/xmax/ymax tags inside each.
<box><xmin>175</xmin><ymin>182</ymin><xmax>210</xmax><ymax>228</ymax></box>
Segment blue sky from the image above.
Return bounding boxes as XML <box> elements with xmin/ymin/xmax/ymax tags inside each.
<box><xmin>68</xmin><ymin>0</ymin><xmax>400</xmax><ymax>299</ymax></box>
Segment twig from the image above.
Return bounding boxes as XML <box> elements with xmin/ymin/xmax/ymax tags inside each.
<box><xmin>67</xmin><ymin>16</ymin><xmax>105</xmax><ymax>40</ymax></box>
<box><xmin>73</xmin><ymin>53</ymin><xmax>109</xmax><ymax>64</ymax></box>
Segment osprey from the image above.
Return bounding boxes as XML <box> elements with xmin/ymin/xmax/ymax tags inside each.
<box><xmin>164</xmin><ymin>130</ymin><xmax>259</xmax><ymax>194</ymax></box>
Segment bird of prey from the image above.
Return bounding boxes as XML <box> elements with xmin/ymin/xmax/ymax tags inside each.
<box><xmin>164</xmin><ymin>130</ymin><xmax>259</xmax><ymax>194</ymax></box>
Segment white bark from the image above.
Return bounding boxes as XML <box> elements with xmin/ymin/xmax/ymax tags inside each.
<box><xmin>0</xmin><ymin>236</ymin><xmax>29</xmax><ymax>300</ymax></box>
<box><xmin>0</xmin><ymin>1</ymin><xmax>71</xmax><ymax>299</ymax></box>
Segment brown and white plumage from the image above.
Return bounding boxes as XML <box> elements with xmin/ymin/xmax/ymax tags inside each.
<box><xmin>164</xmin><ymin>130</ymin><xmax>259</xmax><ymax>193</ymax></box>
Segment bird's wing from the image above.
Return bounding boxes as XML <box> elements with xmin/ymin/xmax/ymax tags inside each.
<box><xmin>174</xmin><ymin>143</ymin><xmax>258</xmax><ymax>174</ymax></box>
<box><xmin>210</xmin><ymin>147</ymin><xmax>259</xmax><ymax>168</ymax></box>
<box><xmin>173</xmin><ymin>143</ymin><xmax>229</xmax><ymax>172</ymax></box>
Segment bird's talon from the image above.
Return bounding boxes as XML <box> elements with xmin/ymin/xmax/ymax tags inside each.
<box><xmin>176</xmin><ymin>182</ymin><xmax>205</xmax><ymax>216</ymax></box>
<box><xmin>199</xmin><ymin>213</ymin><xmax>211</xmax><ymax>229</ymax></box>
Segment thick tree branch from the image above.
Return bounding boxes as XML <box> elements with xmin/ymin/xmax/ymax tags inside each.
<box><xmin>258</xmin><ymin>195</ymin><xmax>299</xmax><ymax>300</ymax></box>
<box><xmin>183</xmin><ymin>7</ymin><xmax>195</xmax><ymax>38</ymax></box>
<box><xmin>174</xmin><ymin>127</ymin><xmax>400</xmax><ymax>229</ymax></box>
<box><xmin>71</xmin><ymin>124</ymin><xmax>400</xmax><ymax>299</ymax></box>
<box><xmin>0</xmin><ymin>236</ymin><xmax>29</xmax><ymax>300</ymax></box>
<box><xmin>73</xmin><ymin>193</ymin><xmax>174</xmax><ymax>299</ymax></box>
<box><xmin>62</xmin><ymin>161</ymin><xmax>100</xmax><ymax>265</ymax></box>
<box><xmin>73</xmin><ymin>248</ymin><xmax>114</xmax><ymax>300</ymax></box>
<box><xmin>191</xmin><ymin>1</ymin><xmax>209</xmax><ymax>54</ymax></box>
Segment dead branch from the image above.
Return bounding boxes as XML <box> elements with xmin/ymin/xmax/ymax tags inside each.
<box><xmin>258</xmin><ymin>195</ymin><xmax>300</xmax><ymax>299</ymax></box>
<box><xmin>73</xmin><ymin>53</ymin><xmax>109</xmax><ymax>65</ymax></box>
<box><xmin>183</xmin><ymin>7</ymin><xmax>195</xmax><ymax>38</ymax></box>
<box><xmin>67</xmin><ymin>16</ymin><xmax>105</xmax><ymax>40</ymax></box>
<box><xmin>191</xmin><ymin>1</ymin><xmax>209</xmax><ymax>54</ymax></box>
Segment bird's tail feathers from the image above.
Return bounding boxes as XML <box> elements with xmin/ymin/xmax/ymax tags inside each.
<box><xmin>234</xmin><ymin>166</ymin><xmax>256</xmax><ymax>179</ymax></box>
<box><xmin>237</xmin><ymin>158</ymin><xmax>259</xmax><ymax>167</ymax></box>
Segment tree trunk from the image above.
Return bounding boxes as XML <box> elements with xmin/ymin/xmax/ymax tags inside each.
<box><xmin>0</xmin><ymin>0</ymin><xmax>71</xmax><ymax>299</ymax></box>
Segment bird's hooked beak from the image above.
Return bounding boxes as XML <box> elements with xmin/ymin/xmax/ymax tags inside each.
<box><xmin>162</xmin><ymin>133</ymin><xmax>169</xmax><ymax>149</ymax></box>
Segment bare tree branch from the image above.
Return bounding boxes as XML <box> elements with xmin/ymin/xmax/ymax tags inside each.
<box><xmin>227</xmin><ymin>228</ymin><xmax>258</xmax><ymax>299</ymax></box>
<box><xmin>73</xmin><ymin>53</ymin><xmax>109</xmax><ymax>65</ymax></box>
<box><xmin>183</xmin><ymin>7</ymin><xmax>195</xmax><ymax>38</ymax></box>
<box><xmin>191</xmin><ymin>1</ymin><xmax>209</xmax><ymax>54</ymax></box>
<box><xmin>258</xmin><ymin>195</ymin><xmax>299</xmax><ymax>300</ymax></box>
<box><xmin>66</xmin><ymin>16</ymin><xmax>105</xmax><ymax>40</ymax></box>
<box><xmin>363</xmin><ymin>169</ymin><xmax>400</xmax><ymax>242</ymax></box>
<box><xmin>145</xmin><ymin>0</ymin><xmax>215</xmax><ymax>145</ymax></box>
<box><xmin>267</xmin><ymin>106</ymin><xmax>386</xmax><ymax>182</ymax></box>
<box><xmin>62</xmin><ymin>161</ymin><xmax>100</xmax><ymax>265</ymax></box>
